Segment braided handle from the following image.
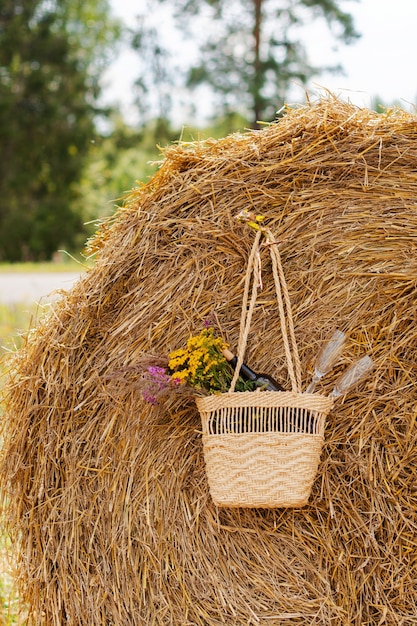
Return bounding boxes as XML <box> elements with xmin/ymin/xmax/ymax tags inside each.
<box><xmin>229</xmin><ymin>228</ymin><xmax>302</xmax><ymax>394</ymax></box>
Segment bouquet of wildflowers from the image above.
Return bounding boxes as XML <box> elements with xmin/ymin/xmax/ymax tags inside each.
<box><xmin>140</xmin><ymin>327</ymin><xmax>255</xmax><ymax>405</ymax></box>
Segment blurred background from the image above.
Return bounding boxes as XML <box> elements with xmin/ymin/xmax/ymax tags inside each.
<box><xmin>2</xmin><ymin>0</ymin><xmax>417</xmax><ymax>359</ymax></box>
<box><xmin>1</xmin><ymin>0</ymin><xmax>416</xmax><ymax>267</ymax></box>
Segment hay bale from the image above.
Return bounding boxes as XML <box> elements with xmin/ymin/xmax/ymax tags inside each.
<box><xmin>1</xmin><ymin>97</ymin><xmax>417</xmax><ymax>624</ymax></box>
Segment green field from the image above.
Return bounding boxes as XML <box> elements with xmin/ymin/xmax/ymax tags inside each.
<box><xmin>0</xmin><ymin>302</ymin><xmax>39</xmax><ymax>355</ymax></box>
<box><xmin>0</xmin><ymin>256</ymin><xmax>91</xmax><ymax>274</ymax></box>
<box><xmin>0</xmin><ymin>259</ymin><xmax>89</xmax><ymax>355</ymax></box>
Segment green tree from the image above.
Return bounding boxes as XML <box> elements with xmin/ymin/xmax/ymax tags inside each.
<box><xmin>0</xmin><ymin>0</ymin><xmax>121</xmax><ymax>261</ymax></box>
<box><xmin>131</xmin><ymin>17</ymin><xmax>177</xmax><ymax>146</ymax></box>
<box><xmin>73</xmin><ymin>115</ymin><xmax>166</xmax><ymax>226</ymax></box>
<box><xmin>370</xmin><ymin>95</ymin><xmax>408</xmax><ymax>113</ymax></box>
<box><xmin>133</xmin><ymin>0</ymin><xmax>359</xmax><ymax>128</ymax></box>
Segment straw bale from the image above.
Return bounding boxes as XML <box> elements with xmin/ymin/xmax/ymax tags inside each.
<box><xmin>1</xmin><ymin>97</ymin><xmax>417</xmax><ymax>625</ymax></box>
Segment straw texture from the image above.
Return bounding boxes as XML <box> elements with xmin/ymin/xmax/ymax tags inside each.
<box><xmin>1</xmin><ymin>97</ymin><xmax>417</xmax><ymax>624</ymax></box>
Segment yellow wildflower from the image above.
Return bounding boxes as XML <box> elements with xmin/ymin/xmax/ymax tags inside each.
<box><xmin>167</xmin><ymin>327</ymin><xmax>230</xmax><ymax>393</ymax></box>
<box><xmin>170</xmin><ymin>369</ymin><xmax>189</xmax><ymax>383</ymax></box>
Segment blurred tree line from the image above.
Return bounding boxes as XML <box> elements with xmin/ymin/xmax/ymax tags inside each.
<box><xmin>0</xmin><ymin>0</ymin><xmax>360</xmax><ymax>262</ymax></box>
<box><xmin>0</xmin><ymin>0</ymin><xmax>121</xmax><ymax>261</ymax></box>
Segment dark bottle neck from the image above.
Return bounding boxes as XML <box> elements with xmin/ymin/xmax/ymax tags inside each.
<box><xmin>223</xmin><ymin>350</ymin><xmax>284</xmax><ymax>391</ymax></box>
<box><xmin>229</xmin><ymin>357</ymin><xmax>257</xmax><ymax>382</ymax></box>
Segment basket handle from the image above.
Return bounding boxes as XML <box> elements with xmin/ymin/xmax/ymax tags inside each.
<box><xmin>229</xmin><ymin>225</ymin><xmax>302</xmax><ymax>394</ymax></box>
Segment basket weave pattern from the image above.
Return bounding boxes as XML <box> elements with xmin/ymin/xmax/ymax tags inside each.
<box><xmin>197</xmin><ymin>392</ymin><xmax>333</xmax><ymax>508</ymax></box>
<box><xmin>197</xmin><ymin>391</ymin><xmax>332</xmax><ymax>435</ymax></box>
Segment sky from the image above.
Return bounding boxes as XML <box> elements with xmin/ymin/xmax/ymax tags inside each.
<box><xmin>103</xmin><ymin>0</ymin><xmax>417</xmax><ymax>125</ymax></box>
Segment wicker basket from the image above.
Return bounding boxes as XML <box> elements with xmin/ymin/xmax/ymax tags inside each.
<box><xmin>196</xmin><ymin>391</ymin><xmax>333</xmax><ymax>508</ymax></box>
<box><xmin>197</xmin><ymin>222</ymin><xmax>333</xmax><ymax>508</ymax></box>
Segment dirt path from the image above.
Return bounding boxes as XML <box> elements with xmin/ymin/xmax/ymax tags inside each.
<box><xmin>0</xmin><ymin>272</ymin><xmax>82</xmax><ymax>304</ymax></box>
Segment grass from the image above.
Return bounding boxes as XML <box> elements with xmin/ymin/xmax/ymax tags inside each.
<box><xmin>0</xmin><ymin>259</ymin><xmax>91</xmax><ymax>274</ymax></box>
<box><xmin>0</xmin><ymin>540</ymin><xmax>19</xmax><ymax>625</ymax></box>
<box><xmin>0</xmin><ymin>302</ymin><xmax>43</xmax><ymax>356</ymax></box>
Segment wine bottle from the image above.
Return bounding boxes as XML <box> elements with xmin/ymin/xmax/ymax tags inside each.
<box><xmin>221</xmin><ymin>349</ymin><xmax>316</xmax><ymax>433</ymax></box>
<box><xmin>222</xmin><ymin>348</ymin><xmax>285</xmax><ymax>391</ymax></box>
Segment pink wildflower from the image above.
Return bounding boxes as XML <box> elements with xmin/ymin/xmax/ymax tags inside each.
<box><xmin>142</xmin><ymin>365</ymin><xmax>172</xmax><ymax>404</ymax></box>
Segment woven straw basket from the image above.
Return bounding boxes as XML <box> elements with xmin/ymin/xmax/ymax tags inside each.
<box><xmin>196</xmin><ymin>223</ymin><xmax>333</xmax><ymax>508</ymax></box>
